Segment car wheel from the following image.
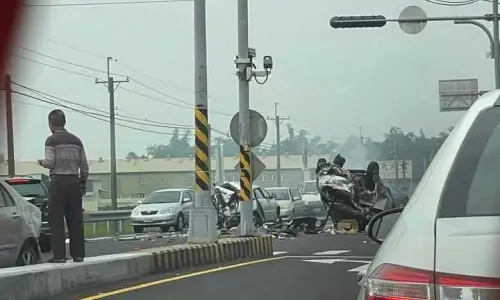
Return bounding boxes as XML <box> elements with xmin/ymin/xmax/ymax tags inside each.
<box><xmin>276</xmin><ymin>206</ymin><xmax>281</xmax><ymax>222</ymax></box>
<box><xmin>287</xmin><ymin>209</ymin><xmax>296</xmax><ymax>227</ymax></box>
<box><xmin>253</xmin><ymin>212</ymin><xmax>263</xmax><ymax>227</ymax></box>
<box><xmin>133</xmin><ymin>226</ymin><xmax>144</xmax><ymax>234</ymax></box>
<box><xmin>174</xmin><ymin>213</ymin><xmax>184</xmax><ymax>231</ymax></box>
<box><xmin>16</xmin><ymin>241</ymin><xmax>38</xmax><ymax>266</ymax></box>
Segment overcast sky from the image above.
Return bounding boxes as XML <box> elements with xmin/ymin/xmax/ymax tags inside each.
<box><xmin>0</xmin><ymin>0</ymin><xmax>495</xmax><ymax>160</ymax></box>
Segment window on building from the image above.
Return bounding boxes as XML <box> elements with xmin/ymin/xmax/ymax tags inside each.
<box><xmin>139</xmin><ymin>177</ymin><xmax>147</xmax><ymax>185</ymax></box>
<box><xmin>135</xmin><ymin>193</ymin><xmax>145</xmax><ymax>198</ymax></box>
<box><xmin>262</xmin><ymin>174</ymin><xmax>274</xmax><ymax>182</ymax></box>
<box><xmin>158</xmin><ymin>177</ymin><xmax>167</xmax><ymax>185</ymax></box>
<box><xmin>224</xmin><ymin>175</ymin><xmax>237</xmax><ymax>182</ymax></box>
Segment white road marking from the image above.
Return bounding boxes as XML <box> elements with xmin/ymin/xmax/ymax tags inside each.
<box><xmin>302</xmin><ymin>259</ymin><xmax>340</xmax><ymax>264</ymax></box>
<box><xmin>302</xmin><ymin>258</ymin><xmax>371</xmax><ymax>266</ymax></box>
<box><xmin>273</xmin><ymin>251</ymin><xmax>288</xmax><ymax>256</ymax></box>
<box><xmin>313</xmin><ymin>250</ymin><xmax>350</xmax><ymax>256</ymax></box>
<box><xmin>347</xmin><ymin>263</ymin><xmax>370</xmax><ymax>273</ymax></box>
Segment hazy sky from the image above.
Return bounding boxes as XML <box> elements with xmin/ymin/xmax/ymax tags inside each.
<box><xmin>1</xmin><ymin>0</ymin><xmax>495</xmax><ymax>160</ymax></box>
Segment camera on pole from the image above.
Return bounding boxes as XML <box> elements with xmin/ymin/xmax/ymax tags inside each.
<box><xmin>330</xmin><ymin>15</ymin><xmax>387</xmax><ymax>29</ymax></box>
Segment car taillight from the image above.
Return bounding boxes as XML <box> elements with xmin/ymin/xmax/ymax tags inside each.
<box><xmin>366</xmin><ymin>263</ymin><xmax>500</xmax><ymax>300</ymax></box>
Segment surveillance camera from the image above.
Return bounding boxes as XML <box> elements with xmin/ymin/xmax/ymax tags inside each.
<box><xmin>248</xmin><ymin>48</ymin><xmax>256</xmax><ymax>59</ymax></box>
<box><xmin>263</xmin><ymin>55</ymin><xmax>273</xmax><ymax>70</ymax></box>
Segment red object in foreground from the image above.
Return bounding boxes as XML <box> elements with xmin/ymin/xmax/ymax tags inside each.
<box><xmin>365</xmin><ymin>263</ymin><xmax>500</xmax><ymax>299</ymax></box>
<box><xmin>0</xmin><ymin>0</ymin><xmax>24</xmax><ymax>75</ymax></box>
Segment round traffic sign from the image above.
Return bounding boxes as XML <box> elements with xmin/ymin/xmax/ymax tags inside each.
<box><xmin>229</xmin><ymin>110</ymin><xmax>268</xmax><ymax>147</ymax></box>
<box><xmin>398</xmin><ymin>5</ymin><xmax>427</xmax><ymax>35</ymax></box>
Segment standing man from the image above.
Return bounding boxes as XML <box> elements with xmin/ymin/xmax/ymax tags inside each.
<box><xmin>38</xmin><ymin>109</ymin><xmax>88</xmax><ymax>263</ymax></box>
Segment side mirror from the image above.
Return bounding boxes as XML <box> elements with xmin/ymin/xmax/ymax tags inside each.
<box><xmin>271</xmin><ymin>193</ymin><xmax>277</xmax><ymax>199</ymax></box>
<box><xmin>292</xmin><ymin>195</ymin><xmax>301</xmax><ymax>201</ymax></box>
<box><xmin>182</xmin><ymin>198</ymin><xmax>191</xmax><ymax>203</ymax></box>
<box><xmin>27</xmin><ymin>198</ymin><xmax>36</xmax><ymax>205</ymax></box>
<box><xmin>137</xmin><ymin>200</ymin><xmax>143</xmax><ymax>205</ymax></box>
<box><xmin>366</xmin><ymin>207</ymin><xmax>404</xmax><ymax>244</ymax></box>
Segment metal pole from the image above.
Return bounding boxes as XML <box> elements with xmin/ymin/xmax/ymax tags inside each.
<box><xmin>189</xmin><ymin>0</ymin><xmax>217</xmax><ymax>244</ymax></box>
<box><xmin>493</xmin><ymin>0</ymin><xmax>500</xmax><ymax>89</ymax></box>
<box><xmin>4</xmin><ymin>75</ymin><xmax>14</xmax><ymax>176</ymax></box>
<box><xmin>237</xmin><ymin>0</ymin><xmax>254</xmax><ymax>236</ymax></box>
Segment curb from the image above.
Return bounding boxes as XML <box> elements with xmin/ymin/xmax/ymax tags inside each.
<box><xmin>0</xmin><ymin>236</ymin><xmax>273</xmax><ymax>300</ymax></box>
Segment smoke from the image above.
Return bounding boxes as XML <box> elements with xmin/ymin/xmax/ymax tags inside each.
<box><xmin>336</xmin><ymin>135</ymin><xmax>368</xmax><ymax>170</ymax></box>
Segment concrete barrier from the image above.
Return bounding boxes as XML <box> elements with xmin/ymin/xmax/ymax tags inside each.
<box><xmin>0</xmin><ymin>236</ymin><xmax>273</xmax><ymax>300</ymax></box>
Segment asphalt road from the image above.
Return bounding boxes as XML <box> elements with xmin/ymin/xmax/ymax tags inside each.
<box><xmin>47</xmin><ymin>234</ymin><xmax>379</xmax><ymax>300</ymax></box>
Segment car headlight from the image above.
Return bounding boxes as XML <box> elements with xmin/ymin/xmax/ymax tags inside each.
<box><xmin>159</xmin><ymin>207</ymin><xmax>177</xmax><ymax>214</ymax></box>
<box><xmin>131</xmin><ymin>209</ymin><xmax>140</xmax><ymax>216</ymax></box>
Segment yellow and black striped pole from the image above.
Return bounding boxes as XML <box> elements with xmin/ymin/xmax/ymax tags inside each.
<box><xmin>195</xmin><ymin>106</ymin><xmax>210</xmax><ymax>192</ymax></box>
<box><xmin>239</xmin><ymin>145</ymin><xmax>252</xmax><ymax>201</ymax></box>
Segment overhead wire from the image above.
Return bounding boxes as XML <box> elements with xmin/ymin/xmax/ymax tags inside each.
<box><xmin>24</xmin><ymin>0</ymin><xmax>192</xmax><ymax>7</ymax></box>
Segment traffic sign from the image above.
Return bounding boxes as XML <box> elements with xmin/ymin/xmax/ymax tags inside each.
<box><xmin>229</xmin><ymin>110</ymin><xmax>268</xmax><ymax>147</ymax></box>
<box><xmin>398</xmin><ymin>5</ymin><xmax>427</xmax><ymax>34</ymax></box>
<box><xmin>234</xmin><ymin>152</ymin><xmax>266</xmax><ymax>180</ymax></box>
<box><xmin>438</xmin><ymin>79</ymin><xmax>479</xmax><ymax>112</ymax></box>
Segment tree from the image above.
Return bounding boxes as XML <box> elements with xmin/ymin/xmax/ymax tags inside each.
<box><xmin>126</xmin><ymin>151</ymin><xmax>140</xmax><ymax>160</ymax></box>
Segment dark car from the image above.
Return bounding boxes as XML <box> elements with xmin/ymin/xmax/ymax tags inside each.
<box><xmin>387</xmin><ymin>185</ymin><xmax>410</xmax><ymax>208</ymax></box>
<box><xmin>2</xmin><ymin>176</ymin><xmax>51</xmax><ymax>252</ymax></box>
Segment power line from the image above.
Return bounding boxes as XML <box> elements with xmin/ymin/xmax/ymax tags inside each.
<box><xmin>24</xmin><ymin>0</ymin><xmax>191</xmax><ymax>8</ymax></box>
<box><xmin>424</xmin><ymin>0</ymin><xmax>481</xmax><ymax>6</ymax></box>
<box><xmin>16</xmin><ymin>52</ymin><xmax>233</xmax><ymax>116</ymax></box>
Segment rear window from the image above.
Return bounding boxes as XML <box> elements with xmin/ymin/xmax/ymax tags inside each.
<box><xmin>439</xmin><ymin>107</ymin><xmax>500</xmax><ymax>218</ymax></box>
<box><xmin>6</xmin><ymin>180</ymin><xmax>47</xmax><ymax>198</ymax></box>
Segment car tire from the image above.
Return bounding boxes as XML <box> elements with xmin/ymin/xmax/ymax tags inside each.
<box><xmin>16</xmin><ymin>240</ymin><xmax>39</xmax><ymax>266</ymax></box>
<box><xmin>287</xmin><ymin>209</ymin><xmax>296</xmax><ymax>227</ymax></box>
<box><xmin>253</xmin><ymin>212</ymin><xmax>263</xmax><ymax>227</ymax></box>
<box><xmin>276</xmin><ymin>206</ymin><xmax>281</xmax><ymax>222</ymax></box>
<box><xmin>174</xmin><ymin>213</ymin><xmax>184</xmax><ymax>232</ymax></box>
<box><xmin>133</xmin><ymin>226</ymin><xmax>144</xmax><ymax>234</ymax></box>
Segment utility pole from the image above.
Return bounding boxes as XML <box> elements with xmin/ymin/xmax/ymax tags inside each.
<box><xmin>95</xmin><ymin>57</ymin><xmax>128</xmax><ymax>234</ymax></box>
<box><xmin>301</xmin><ymin>138</ymin><xmax>309</xmax><ymax>181</ymax></box>
<box><xmin>267</xmin><ymin>102</ymin><xmax>289</xmax><ymax>187</ymax></box>
<box><xmin>189</xmin><ymin>0</ymin><xmax>217</xmax><ymax>244</ymax></box>
<box><xmin>390</xmin><ymin>127</ymin><xmax>400</xmax><ymax>189</ymax></box>
<box><xmin>1</xmin><ymin>75</ymin><xmax>14</xmax><ymax>176</ymax></box>
<box><xmin>358</xmin><ymin>126</ymin><xmax>364</xmax><ymax>145</ymax></box>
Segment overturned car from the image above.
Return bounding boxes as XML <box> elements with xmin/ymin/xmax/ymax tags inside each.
<box><xmin>316</xmin><ymin>155</ymin><xmax>398</xmax><ymax>232</ymax></box>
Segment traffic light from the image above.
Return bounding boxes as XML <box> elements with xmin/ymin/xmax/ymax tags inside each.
<box><xmin>330</xmin><ymin>15</ymin><xmax>387</xmax><ymax>29</ymax></box>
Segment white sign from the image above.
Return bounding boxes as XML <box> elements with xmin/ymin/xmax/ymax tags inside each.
<box><xmin>377</xmin><ymin>160</ymin><xmax>412</xmax><ymax>179</ymax></box>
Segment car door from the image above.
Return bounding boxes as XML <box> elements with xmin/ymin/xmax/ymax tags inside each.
<box><xmin>253</xmin><ymin>188</ymin><xmax>270</xmax><ymax>221</ymax></box>
<box><xmin>290</xmin><ymin>188</ymin><xmax>307</xmax><ymax>218</ymax></box>
<box><xmin>180</xmin><ymin>190</ymin><xmax>193</xmax><ymax>221</ymax></box>
<box><xmin>0</xmin><ymin>184</ymin><xmax>22</xmax><ymax>267</ymax></box>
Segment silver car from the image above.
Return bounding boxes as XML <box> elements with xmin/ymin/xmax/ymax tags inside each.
<box><xmin>130</xmin><ymin>188</ymin><xmax>194</xmax><ymax>233</ymax></box>
<box><xmin>359</xmin><ymin>90</ymin><xmax>500</xmax><ymax>299</ymax></box>
<box><xmin>0</xmin><ymin>180</ymin><xmax>42</xmax><ymax>268</ymax></box>
<box><xmin>266</xmin><ymin>187</ymin><xmax>308</xmax><ymax>225</ymax></box>
<box><xmin>300</xmin><ymin>181</ymin><xmax>328</xmax><ymax>223</ymax></box>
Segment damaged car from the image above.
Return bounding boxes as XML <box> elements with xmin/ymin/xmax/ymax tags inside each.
<box><xmin>212</xmin><ymin>182</ymin><xmax>281</xmax><ymax>229</ymax></box>
<box><xmin>316</xmin><ymin>155</ymin><xmax>398</xmax><ymax>232</ymax></box>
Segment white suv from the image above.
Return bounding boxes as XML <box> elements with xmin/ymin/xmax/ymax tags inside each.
<box><xmin>360</xmin><ymin>90</ymin><xmax>500</xmax><ymax>299</ymax></box>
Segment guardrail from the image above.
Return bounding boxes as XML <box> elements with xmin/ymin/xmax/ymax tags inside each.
<box><xmin>82</xmin><ymin>210</ymin><xmax>132</xmax><ymax>236</ymax></box>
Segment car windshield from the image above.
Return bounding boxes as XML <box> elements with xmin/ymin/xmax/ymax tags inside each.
<box><xmin>7</xmin><ymin>181</ymin><xmax>47</xmax><ymax>198</ymax></box>
<box><xmin>270</xmin><ymin>189</ymin><xmax>290</xmax><ymax>201</ymax></box>
<box><xmin>302</xmin><ymin>182</ymin><xmax>317</xmax><ymax>194</ymax></box>
<box><xmin>143</xmin><ymin>191</ymin><xmax>181</xmax><ymax>204</ymax></box>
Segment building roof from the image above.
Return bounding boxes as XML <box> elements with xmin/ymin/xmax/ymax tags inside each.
<box><xmin>0</xmin><ymin>154</ymin><xmax>328</xmax><ymax>176</ymax></box>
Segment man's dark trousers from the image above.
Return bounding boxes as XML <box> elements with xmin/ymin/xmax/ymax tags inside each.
<box><xmin>49</xmin><ymin>175</ymin><xmax>85</xmax><ymax>259</ymax></box>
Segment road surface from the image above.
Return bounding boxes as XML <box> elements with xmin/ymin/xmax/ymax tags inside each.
<box><xmin>48</xmin><ymin>234</ymin><xmax>379</xmax><ymax>300</ymax></box>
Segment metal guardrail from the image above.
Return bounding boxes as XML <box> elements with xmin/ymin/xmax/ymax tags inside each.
<box><xmin>83</xmin><ymin>210</ymin><xmax>132</xmax><ymax>223</ymax></box>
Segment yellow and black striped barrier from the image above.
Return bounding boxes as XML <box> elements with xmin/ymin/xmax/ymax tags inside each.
<box><xmin>195</xmin><ymin>106</ymin><xmax>210</xmax><ymax>191</ymax></box>
<box><xmin>239</xmin><ymin>145</ymin><xmax>252</xmax><ymax>201</ymax></box>
<box><xmin>149</xmin><ymin>236</ymin><xmax>274</xmax><ymax>273</ymax></box>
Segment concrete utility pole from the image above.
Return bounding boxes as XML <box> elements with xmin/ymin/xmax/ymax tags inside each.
<box><xmin>301</xmin><ymin>138</ymin><xmax>309</xmax><ymax>181</ymax></box>
<box><xmin>267</xmin><ymin>102</ymin><xmax>289</xmax><ymax>187</ymax></box>
<box><xmin>0</xmin><ymin>75</ymin><xmax>15</xmax><ymax>176</ymax></box>
<box><xmin>189</xmin><ymin>0</ymin><xmax>218</xmax><ymax>244</ymax></box>
<box><xmin>95</xmin><ymin>57</ymin><xmax>128</xmax><ymax>233</ymax></box>
<box><xmin>236</xmin><ymin>0</ymin><xmax>254</xmax><ymax>236</ymax></box>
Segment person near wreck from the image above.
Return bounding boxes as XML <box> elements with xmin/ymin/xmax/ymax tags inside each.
<box><xmin>38</xmin><ymin>109</ymin><xmax>89</xmax><ymax>263</ymax></box>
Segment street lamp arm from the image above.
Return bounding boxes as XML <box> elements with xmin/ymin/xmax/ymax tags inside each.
<box><xmin>454</xmin><ymin>20</ymin><xmax>495</xmax><ymax>59</ymax></box>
